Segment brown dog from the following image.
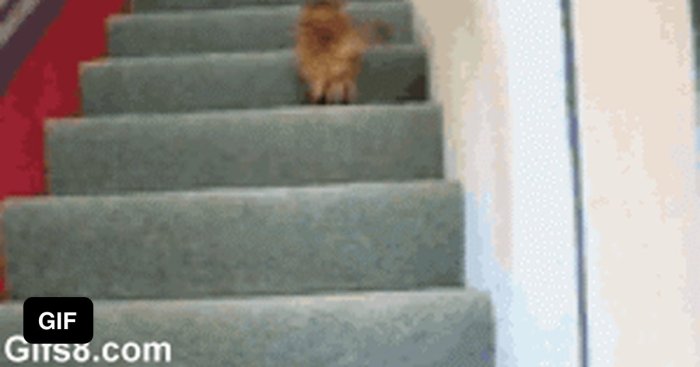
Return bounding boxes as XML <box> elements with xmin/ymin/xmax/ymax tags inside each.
<box><xmin>296</xmin><ymin>0</ymin><xmax>386</xmax><ymax>104</ymax></box>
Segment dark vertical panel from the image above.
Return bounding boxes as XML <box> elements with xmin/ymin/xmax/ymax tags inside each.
<box><xmin>560</xmin><ymin>0</ymin><xmax>588</xmax><ymax>366</ymax></box>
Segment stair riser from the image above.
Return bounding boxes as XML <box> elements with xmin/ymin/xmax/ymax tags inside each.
<box><xmin>0</xmin><ymin>291</ymin><xmax>494</xmax><ymax>367</ymax></box>
<box><xmin>132</xmin><ymin>0</ymin><xmax>403</xmax><ymax>12</ymax></box>
<box><xmin>80</xmin><ymin>47</ymin><xmax>427</xmax><ymax>114</ymax></box>
<box><xmin>47</xmin><ymin>105</ymin><xmax>443</xmax><ymax>195</ymax></box>
<box><xmin>110</xmin><ymin>3</ymin><xmax>413</xmax><ymax>56</ymax></box>
<box><xmin>4</xmin><ymin>182</ymin><xmax>464</xmax><ymax>299</ymax></box>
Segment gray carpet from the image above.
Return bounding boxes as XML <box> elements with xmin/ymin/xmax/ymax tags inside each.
<box><xmin>47</xmin><ymin>104</ymin><xmax>443</xmax><ymax>194</ymax></box>
<box><xmin>0</xmin><ymin>1</ymin><xmax>494</xmax><ymax>365</ymax></box>
<box><xmin>111</xmin><ymin>2</ymin><xmax>413</xmax><ymax>56</ymax></box>
<box><xmin>80</xmin><ymin>46</ymin><xmax>427</xmax><ymax>114</ymax></box>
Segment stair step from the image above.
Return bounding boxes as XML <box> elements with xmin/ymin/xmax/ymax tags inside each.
<box><xmin>110</xmin><ymin>2</ymin><xmax>413</xmax><ymax>56</ymax></box>
<box><xmin>47</xmin><ymin>104</ymin><xmax>443</xmax><ymax>195</ymax></box>
<box><xmin>80</xmin><ymin>46</ymin><xmax>427</xmax><ymax>114</ymax></box>
<box><xmin>3</xmin><ymin>181</ymin><xmax>464</xmax><ymax>299</ymax></box>
<box><xmin>0</xmin><ymin>289</ymin><xmax>494</xmax><ymax>366</ymax></box>
<box><xmin>131</xmin><ymin>0</ymin><xmax>404</xmax><ymax>13</ymax></box>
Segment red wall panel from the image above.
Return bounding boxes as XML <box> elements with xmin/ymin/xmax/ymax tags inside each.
<box><xmin>0</xmin><ymin>0</ymin><xmax>126</xmax><ymax>297</ymax></box>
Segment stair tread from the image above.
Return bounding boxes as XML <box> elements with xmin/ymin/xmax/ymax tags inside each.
<box><xmin>110</xmin><ymin>2</ymin><xmax>413</xmax><ymax>56</ymax></box>
<box><xmin>0</xmin><ymin>289</ymin><xmax>493</xmax><ymax>366</ymax></box>
<box><xmin>4</xmin><ymin>181</ymin><xmax>464</xmax><ymax>299</ymax></box>
<box><xmin>132</xmin><ymin>0</ymin><xmax>404</xmax><ymax>13</ymax></box>
<box><xmin>47</xmin><ymin>103</ymin><xmax>443</xmax><ymax>195</ymax></box>
<box><xmin>81</xmin><ymin>45</ymin><xmax>427</xmax><ymax>114</ymax></box>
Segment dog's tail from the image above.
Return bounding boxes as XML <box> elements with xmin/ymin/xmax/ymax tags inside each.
<box><xmin>358</xmin><ymin>20</ymin><xmax>394</xmax><ymax>47</ymax></box>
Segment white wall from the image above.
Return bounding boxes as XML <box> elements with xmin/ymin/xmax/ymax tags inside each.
<box><xmin>573</xmin><ymin>0</ymin><xmax>700</xmax><ymax>364</ymax></box>
<box><xmin>409</xmin><ymin>1</ymin><xmax>580</xmax><ymax>365</ymax></box>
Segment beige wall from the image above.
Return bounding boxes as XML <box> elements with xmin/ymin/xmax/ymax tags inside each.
<box><xmin>410</xmin><ymin>0</ymin><xmax>513</xmax><ymax>263</ymax></box>
<box><xmin>409</xmin><ymin>0</ymin><xmax>700</xmax><ymax>364</ymax></box>
<box><xmin>574</xmin><ymin>0</ymin><xmax>700</xmax><ymax>364</ymax></box>
<box><xmin>409</xmin><ymin>1</ymin><xmax>580</xmax><ymax>365</ymax></box>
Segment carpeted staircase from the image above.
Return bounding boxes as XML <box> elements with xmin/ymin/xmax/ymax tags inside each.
<box><xmin>0</xmin><ymin>0</ymin><xmax>494</xmax><ymax>365</ymax></box>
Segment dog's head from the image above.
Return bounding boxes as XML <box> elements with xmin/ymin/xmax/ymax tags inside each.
<box><xmin>299</xmin><ymin>0</ymin><xmax>350</xmax><ymax>43</ymax></box>
<box><xmin>301</xmin><ymin>0</ymin><xmax>347</xmax><ymax>25</ymax></box>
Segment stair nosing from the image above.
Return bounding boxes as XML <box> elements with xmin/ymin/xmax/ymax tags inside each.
<box><xmin>130</xmin><ymin>0</ymin><xmax>406</xmax><ymax>14</ymax></box>
<box><xmin>47</xmin><ymin>102</ymin><xmax>440</xmax><ymax>125</ymax></box>
<box><xmin>3</xmin><ymin>180</ymin><xmax>459</xmax><ymax>204</ymax></box>
<box><xmin>111</xmin><ymin>1</ymin><xmax>410</xmax><ymax>23</ymax></box>
<box><xmin>83</xmin><ymin>44</ymin><xmax>424</xmax><ymax>66</ymax></box>
<box><xmin>0</xmin><ymin>287</ymin><xmax>488</xmax><ymax>308</ymax></box>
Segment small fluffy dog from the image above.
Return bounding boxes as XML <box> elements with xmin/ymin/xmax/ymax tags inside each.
<box><xmin>296</xmin><ymin>0</ymin><xmax>387</xmax><ymax>104</ymax></box>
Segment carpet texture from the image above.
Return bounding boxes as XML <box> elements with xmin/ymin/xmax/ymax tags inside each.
<box><xmin>0</xmin><ymin>1</ymin><xmax>494</xmax><ymax>365</ymax></box>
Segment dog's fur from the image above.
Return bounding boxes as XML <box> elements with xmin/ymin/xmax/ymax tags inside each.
<box><xmin>296</xmin><ymin>0</ymin><xmax>381</xmax><ymax>104</ymax></box>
